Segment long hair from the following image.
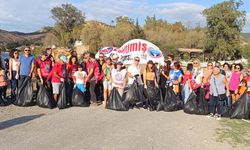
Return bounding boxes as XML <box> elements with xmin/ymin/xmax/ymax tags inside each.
<box><xmin>9</xmin><ymin>49</ymin><xmax>19</xmax><ymax>59</ymax></box>
<box><xmin>69</xmin><ymin>55</ymin><xmax>78</xmax><ymax>65</ymax></box>
<box><xmin>193</xmin><ymin>58</ymin><xmax>201</xmax><ymax>70</ymax></box>
<box><xmin>163</xmin><ymin>63</ymin><xmax>171</xmax><ymax>76</ymax></box>
<box><xmin>146</xmin><ymin>63</ymin><xmax>154</xmax><ymax>73</ymax></box>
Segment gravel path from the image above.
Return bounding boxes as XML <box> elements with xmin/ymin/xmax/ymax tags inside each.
<box><xmin>0</xmin><ymin>105</ymin><xmax>247</xmax><ymax>150</ymax></box>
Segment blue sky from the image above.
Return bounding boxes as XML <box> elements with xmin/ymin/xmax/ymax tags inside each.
<box><xmin>0</xmin><ymin>0</ymin><xmax>249</xmax><ymax>33</ymax></box>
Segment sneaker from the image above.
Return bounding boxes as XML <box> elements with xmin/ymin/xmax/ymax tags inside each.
<box><xmin>216</xmin><ymin>115</ymin><xmax>221</xmax><ymax>120</ymax></box>
<box><xmin>90</xmin><ymin>103</ymin><xmax>99</xmax><ymax>107</ymax></box>
<box><xmin>207</xmin><ymin>113</ymin><xmax>214</xmax><ymax>118</ymax></box>
<box><xmin>133</xmin><ymin>106</ymin><xmax>140</xmax><ymax>110</ymax></box>
<box><xmin>142</xmin><ymin>105</ymin><xmax>148</xmax><ymax>110</ymax></box>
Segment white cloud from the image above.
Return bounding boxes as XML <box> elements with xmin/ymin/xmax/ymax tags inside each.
<box><xmin>0</xmin><ymin>0</ymin><xmax>249</xmax><ymax>33</ymax></box>
<box><xmin>243</xmin><ymin>13</ymin><xmax>250</xmax><ymax>33</ymax></box>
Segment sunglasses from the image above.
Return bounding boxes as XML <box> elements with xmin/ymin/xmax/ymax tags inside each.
<box><xmin>235</xmin><ymin>67</ymin><xmax>240</xmax><ymax>70</ymax></box>
<box><xmin>99</xmin><ymin>56</ymin><xmax>104</xmax><ymax>58</ymax></box>
<box><xmin>25</xmin><ymin>50</ymin><xmax>30</xmax><ymax>52</ymax></box>
<box><xmin>193</xmin><ymin>62</ymin><xmax>198</xmax><ymax>64</ymax></box>
<box><xmin>14</xmin><ymin>53</ymin><xmax>18</xmax><ymax>54</ymax></box>
<box><xmin>135</xmin><ymin>59</ymin><xmax>140</xmax><ymax>62</ymax></box>
<box><xmin>208</xmin><ymin>65</ymin><xmax>212</xmax><ymax>66</ymax></box>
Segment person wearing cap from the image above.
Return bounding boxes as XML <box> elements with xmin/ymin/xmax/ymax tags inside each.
<box><xmin>36</xmin><ymin>51</ymin><xmax>53</xmax><ymax>97</ymax></box>
<box><xmin>127</xmin><ymin>57</ymin><xmax>143</xmax><ymax>109</ymax></box>
<box><xmin>159</xmin><ymin>60</ymin><xmax>171</xmax><ymax>100</ymax></box>
<box><xmin>143</xmin><ymin>60</ymin><xmax>158</xmax><ymax>110</ymax></box>
<box><xmin>112</xmin><ymin>54</ymin><xmax>125</xmax><ymax>70</ymax></box>
<box><xmin>86</xmin><ymin>53</ymin><xmax>102</xmax><ymax>106</ymax></box>
<box><xmin>111</xmin><ymin>61</ymin><xmax>127</xmax><ymax>97</ymax></box>
<box><xmin>16</xmin><ymin>47</ymin><xmax>35</xmax><ymax>86</ymax></box>
<box><xmin>51</xmin><ymin>56</ymin><xmax>67</xmax><ymax>103</ymax></box>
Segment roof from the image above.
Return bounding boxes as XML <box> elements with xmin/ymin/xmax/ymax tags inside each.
<box><xmin>178</xmin><ymin>48</ymin><xmax>204</xmax><ymax>53</ymax></box>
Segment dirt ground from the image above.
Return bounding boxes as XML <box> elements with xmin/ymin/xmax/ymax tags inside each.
<box><xmin>0</xmin><ymin>104</ymin><xmax>249</xmax><ymax>150</ymax></box>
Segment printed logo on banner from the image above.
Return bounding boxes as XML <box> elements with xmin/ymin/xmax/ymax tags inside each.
<box><xmin>99</xmin><ymin>46</ymin><xmax>113</xmax><ymax>54</ymax></box>
<box><xmin>147</xmin><ymin>47</ymin><xmax>162</xmax><ymax>58</ymax></box>
<box><xmin>115</xmin><ymin>73</ymin><xmax>122</xmax><ymax>81</ymax></box>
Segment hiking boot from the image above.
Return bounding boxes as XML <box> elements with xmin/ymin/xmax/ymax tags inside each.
<box><xmin>90</xmin><ymin>103</ymin><xmax>99</xmax><ymax>107</ymax></box>
<box><xmin>216</xmin><ymin>115</ymin><xmax>222</xmax><ymax>120</ymax></box>
<box><xmin>207</xmin><ymin>113</ymin><xmax>214</xmax><ymax>118</ymax></box>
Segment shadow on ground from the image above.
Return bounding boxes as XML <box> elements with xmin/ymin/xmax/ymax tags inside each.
<box><xmin>0</xmin><ymin>114</ymin><xmax>44</xmax><ymax>130</ymax></box>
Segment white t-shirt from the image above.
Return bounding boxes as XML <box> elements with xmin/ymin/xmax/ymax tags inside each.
<box><xmin>112</xmin><ymin>69</ymin><xmax>126</xmax><ymax>88</ymax></box>
<box><xmin>73</xmin><ymin>71</ymin><xmax>87</xmax><ymax>84</ymax></box>
<box><xmin>191</xmin><ymin>68</ymin><xmax>203</xmax><ymax>84</ymax></box>
<box><xmin>127</xmin><ymin>64</ymin><xmax>142</xmax><ymax>85</ymax></box>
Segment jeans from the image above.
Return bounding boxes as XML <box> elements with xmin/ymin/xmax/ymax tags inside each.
<box><xmin>90</xmin><ymin>80</ymin><xmax>97</xmax><ymax>103</ymax></box>
<box><xmin>11</xmin><ymin>71</ymin><xmax>18</xmax><ymax>99</ymax></box>
<box><xmin>0</xmin><ymin>86</ymin><xmax>7</xmax><ymax>99</ymax></box>
<box><xmin>209</xmin><ymin>94</ymin><xmax>224</xmax><ymax>115</ymax></box>
<box><xmin>183</xmin><ymin>82</ymin><xmax>191</xmax><ymax>104</ymax></box>
<box><xmin>66</xmin><ymin>78</ymin><xmax>74</xmax><ymax>105</ymax></box>
<box><xmin>224</xmin><ymin>96</ymin><xmax>232</xmax><ymax>106</ymax></box>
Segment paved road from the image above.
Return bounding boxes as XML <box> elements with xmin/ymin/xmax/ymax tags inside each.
<box><xmin>0</xmin><ymin>105</ymin><xmax>246</xmax><ymax>150</ymax></box>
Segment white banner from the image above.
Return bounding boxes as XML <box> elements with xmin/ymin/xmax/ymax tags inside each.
<box><xmin>95</xmin><ymin>39</ymin><xmax>164</xmax><ymax>64</ymax></box>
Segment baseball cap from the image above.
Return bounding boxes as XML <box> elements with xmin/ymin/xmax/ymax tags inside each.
<box><xmin>113</xmin><ymin>54</ymin><xmax>119</xmax><ymax>60</ymax></box>
<box><xmin>41</xmin><ymin>51</ymin><xmax>47</xmax><ymax>55</ymax></box>
<box><xmin>60</xmin><ymin>56</ymin><xmax>67</xmax><ymax>63</ymax></box>
<box><xmin>116</xmin><ymin>61</ymin><xmax>123</xmax><ymax>66</ymax></box>
<box><xmin>147</xmin><ymin>60</ymin><xmax>153</xmax><ymax>64</ymax></box>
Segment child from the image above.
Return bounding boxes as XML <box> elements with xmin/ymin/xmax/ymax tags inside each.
<box><xmin>4</xmin><ymin>58</ymin><xmax>9</xmax><ymax>75</ymax></box>
<box><xmin>73</xmin><ymin>64</ymin><xmax>87</xmax><ymax>95</ymax></box>
<box><xmin>0</xmin><ymin>68</ymin><xmax>7</xmax><ymax>100</ymax></box>
<box><xmin>235</xmin><ymin>79</ymin><xmax>248</xmax><ymax>97</ymax></box>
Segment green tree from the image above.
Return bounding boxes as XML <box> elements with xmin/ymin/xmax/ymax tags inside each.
<box><xmin>45</xmin><ymin>3</ymin><xmax>85</xmax><ymax>47</ymax></box>
<box><xmin>241</xmin><ymin>44</ymin><xmax>250</xmax><ymax>67</ymax></box>
<box><xmin>202</xmin><ymin>0</ymin><xmax>246</xmax><ymax>61</ymax></box>
<box><xmin>130</xmin><ymin>18</ymin><xmax>146</xmax><ymax>39</ymax></box>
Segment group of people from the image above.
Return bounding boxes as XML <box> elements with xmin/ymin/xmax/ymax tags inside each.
<box><xmin>0</xmin><ymin>47</ymin><xmax>249</xmax><ymax>120</ymax></box>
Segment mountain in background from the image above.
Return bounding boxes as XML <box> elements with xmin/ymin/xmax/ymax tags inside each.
<box><xmin>0</xmin><ymin>28</ymin><xmax>47</xmax><ymax>45</ymax></box>
<box><xmin>241</xmin><ymin>33</ymin><xmax>250</xmax><ymax>44</ymax></box>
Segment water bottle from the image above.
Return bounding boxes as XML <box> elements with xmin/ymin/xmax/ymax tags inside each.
<box><xmin>3</xmin><ymin>74</ymin><xmax>5</xmax><ymax>80</ymax></box>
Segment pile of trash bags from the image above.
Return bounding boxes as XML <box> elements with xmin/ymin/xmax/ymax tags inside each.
<box><xmin>36</xmin><ymin>85</ymin><xmax>53</xmax><ymax>109</ymax></box>
<box><xmin>124</xmin><ymin>80</ymin><xmax>146</xmax><ymax>104</ymax></box>
<box><xmin>14</xmin><ymin>76</ymin><xmax>34</xmax><ymax>106</ymax></box>
<box><xmin>106</xmin><ymin>88</ymin><xmax>127</xmax><ymax>111</ymax></box>
<box><xmin>71</xmin><ymin>87</ymin><xmax>88</xmax><ymax>107</ymax></box>
<box><xmin>146</xmin><ymin>86</ymin><xmax>162</xmax><ymax>111</ymax></box>
<box><xmin>57</xmin><ymin>83</ymin><xmax>67</xmax><ymax>109</ymax></box>
<box><xmin>184</xmin><ymin>88</ymin><xmax>209</xmax><ymax>115</ymax></box>
<box><xmin>223</xmin><ymin>91</ymin><xmax>249</xmax><ymax>119</ymax></box>
<box><xmin>157</xmin><ymin>86</ymin><xmax>181</xmax><ymax>111</ymax></box>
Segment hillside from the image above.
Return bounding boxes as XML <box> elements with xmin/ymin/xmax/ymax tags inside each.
<box><xmin>0</xmin><ymin>29</ymin><xmax>47</xmax><ymax>45</ymax></box>
<box><xmin>240</xmin><ymin>33</ymin><xmax>250</xmax><ymax>44</ymax></box>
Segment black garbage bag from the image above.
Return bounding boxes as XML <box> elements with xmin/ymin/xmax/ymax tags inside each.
<box><xmin>72</xmin><ymin>87</ymin><xmax>88</xmax><ymax>107</ymax></box>
<box><xmin>57</xmin><ymin>83</ymin><xmax>67</xmax><ymax>109</ymax></box>
<box><xmin>14</xmin><ymin>76</ymin><xmax>34</xmax><ymax>106</ymax></box>
<box><xmin>124</xmin><ymin>80</ymin><xmax>146</xmax><ymax>104</ymax></box>
<box><xmin>0</xmin><ymin>96</ymin><xmax>5</xmax><ymax>106</ymax></box>
<box><xmin>198</xmin><ymin>88</ymin><xmax>209</xmax><ymax>115</ymax></box>
<box><xmin>230</xmin><ymin>91</ymin><xmax>249</xmax><ymax>119</ymax></box>
<box><xmin>106</xmin><ymin>88</ymin><xmax>127</xmax><ymax>111</ymax></box>
<box><xmin>184</xmin><ymin>92</ymin><xmax>199</xmax><ymax>114</ymax></box>
<box><xmin>147</xmin><ymin>86</ymin><xmax>162</xmax><ymax>111</ymax></box>
<box><xmin>163</xmin><ymin>86</ymin><xmax>181</xmax><ymax>111</ymax></box>
<box><xmin>223</xmin><ymin>105</ymin><xmax>232</xmax><ymax>117</ymax></box>
<box><xmin>36</xmin><ymin>85</ymin><xmax>53</xmax><ymax>109</ymax></box>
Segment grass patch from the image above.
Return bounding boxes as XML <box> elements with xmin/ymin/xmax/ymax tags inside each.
<box><xmin>216</xmin><ymin>118</ymin><xmax>250</xmax><ymax>148</ymax></box>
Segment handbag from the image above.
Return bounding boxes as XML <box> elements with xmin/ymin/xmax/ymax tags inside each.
<box><xmin>214</xmin><ymin>76</ymin><xmax>227</xmax><ymax>101</ymax></box>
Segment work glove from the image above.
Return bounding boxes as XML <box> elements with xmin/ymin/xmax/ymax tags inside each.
<box><xmin>144</xmin><ymin>84</ymin><xmax>147</xmax><ymax>89</ymax></box>
<box><xmin>190</xmin><ymin>89</ymin><xmax>193</xmax><ymax>93</ymax></box>
<box><xmin>15</xmin><ymin>74</ymin><xmax>19</xmax><ymax>80</ymax></box>
<box><xmin>74</xmin><ymin>84</ymin><xmax>76</xmax><ymax>88</ymax></box>
<box><xmin>60</xmin><ymin>78</ymin><xmax>65</xmax><ymax>82</ymax></box>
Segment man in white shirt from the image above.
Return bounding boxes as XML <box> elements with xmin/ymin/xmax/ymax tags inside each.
<box><xmin>127</xmin><ymin>57</ymin><xmax>143</xmax><ymax>109</ymax></box>
<box><xmin>167</xmin><ymin>55</ymin><xmax>175</xmax><ymax>69</ymax></box>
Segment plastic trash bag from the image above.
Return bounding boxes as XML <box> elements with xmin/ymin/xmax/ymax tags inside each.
<box><xmin>163</xmin><ymin>86</ymin><xmax>181</xmax><ymax>111</ymax></box>
<box><xmin>223</xmin><ymin>105</ymin><xmax>232</xmax><ymax>117</ymax></box>
<box><xmin>14</xmin><ymin>76</ymin><xmax>34</xmax><ymax>106</ymax></box>
<box><xmin>0</xmin><ymin>96</ymin><xmax>5</xmax><ymax>106</ymax></box>
<box><xmin>198</xmin><ymin>88</ymin><xmax>209</xmax><ymax>115</ymax></box>
<box><xmin>124</xmin><ymin>80</ymin><xmax>145</xmax><ymax>104</ymax></box>
<box><xmin>57</xmin><ymin>83</ymin><xmax>67</xmax><ymax>109</ymax></box>
<box><xmin>72</xmin><ymin>87</ymin><xmax>88</xmax><ymax>107</ymax></box>
<box><xmin>106</xmin><ymin>88</ymin><xmax>127</xmax><ymax>111</ymax></box>
<box><xmin>147</xmin><ymin>86</ymin><xmax>162</xmax><ymax>111</ymax></box>
<box><xmin>184</xmin><ymin>92</ymin><xmax>199</xmax><ymax>114</ymax></box>
<box><xmin>230</xmin><ymin>91</ymin><xmax>249</xmax><ymax>119</ymax></box>
<box><xmin>36</xmin><ymin>85</ymin><xmax>53</xmax><ymax>109</ymax></box>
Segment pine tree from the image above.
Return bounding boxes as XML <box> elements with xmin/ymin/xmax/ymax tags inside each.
<box><xmin>130</xmin><ymin>18</ymin><xmax>146</xmax><ymax>39</ymax></box>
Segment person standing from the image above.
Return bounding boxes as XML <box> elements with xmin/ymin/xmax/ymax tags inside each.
<box><xmin>0</xmin><ymin>48</ymin><xmax>5</xmax><ymax>69</ymax></box>
<box><xmin>168</xmin><ymin>62</ymin><xmax>182</xmax><ymax>95</ymax></box>
<box><xmin>66</xmin><ymin>56</ymin><xmax>78</xmax><ymax>105</ymax></box>
<box><xmin>207</xmin><ymin>67</ymin><xmax>230</xmax><ymax>120</ymax></box>
<box><xmin>127</xmin><ymin>57</ymin><xmax>143</xmax><ymax>109</ymax></box>
<box><xmin>191</xmin><ymin>58</ymin><xmax>203</xmax><ymax>102</ymax></box>
<box><xmin>0</xmin><ymin>68</ymin><xmax>7</xmax><ymax>101</ymax></box>
<box><xmin>9</xmin><ymin>49</ymin><xmax>19</xmax><ymax>99</ymax></box>
<box><xmin>223</xmin><ymin>63</ymin><xmax>232</xmax><ymax>84</ymax></box>
<box><xmin>111</xmin><ymin>61</ymin><xmax>127</xmax><ymax>97</ymax></box>
<box><xmin>215</xmin><ymin>62</ymin><xmax>226</xmax><ymax>76</ymax></box>
<box><xmin>229</xmin><ymin>63</ymin><xmax>244</xmax><ymax>104</ymax></box>
<box><xmin>16</xmin><ymin>47</ymin><xmax>35</xmax><ymax>87</ymax></box>
<box><xmin>51</xmin><ymin>56</ymin><xmax>67</xmax><ymax>103</ymax></box>
<box><xmin>167</xmin><ymin>55</ymin><xmax>175</xmax><ymax>69</ymax></box>
<box><xmin>203</xmin><ymin>62</ymin><xmax>213</xmax><ymax>84</ymax></box>
<box><xmin>73</xmin><ymin>64</ymin><xmax>87</xmax><ymax>95</ymax></box>
<box><xmin>36</xmin><ymin>51</ymin><xmax>52</xmax><ymax>91</ymax></box>
<box><xmin>159</xmin><ymin>60</ymin><xmax>171</xmax><ymax>99</ymax></box>
<box><xmin>82</xmin><ymin>53</ymin><xmax>90</xmax><ymax>101</ymax></box>
<box><xmin>46</xmin><ymin>48</ymin><xmax>55</xmax><ymax>66</ymax></box>
<box><xmin>96</xmin><ymin>53</ymin><xmax>106</xmax><ymax>102</ymax></box>
<box><xmin>4</xmin><ymin>58</ymin><xmax>9</xmax><ymax>75</ymax></box>
<box><xmin>102</xmin><ymin>57</ymin><xmax>113</xmax><ymax>107</ymax></box>
<box><xmin>154</xmin><ymin>61</ymin><xmax>161</xmax><ymax>85</ymax></box>
<box><xmin>86</xmin><ymin>53</ymin><xmax>102</xmax><ymax>106</ymax></box>
<box><xmin>182</xmin><ymin>63</ymin><xmax>193</xmax><ymax>104</ymax></box>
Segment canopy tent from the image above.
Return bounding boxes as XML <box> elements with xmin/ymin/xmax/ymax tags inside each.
<box><xmin>96</xmin><ymin>39</ymin><xmax>164</xmax><ymax>64</ymax></box>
